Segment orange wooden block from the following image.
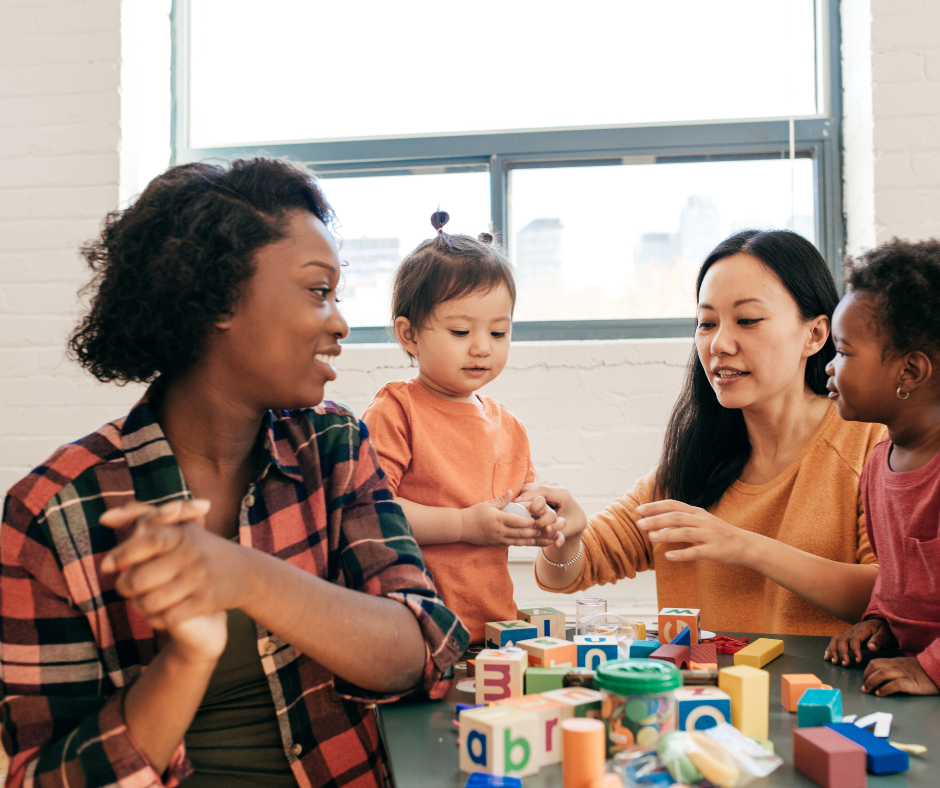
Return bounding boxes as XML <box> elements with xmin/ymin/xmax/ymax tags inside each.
<box><xmin>781</xmin><ymin>674</ymin><xmax>830</xmax><ymax>713</ymax></box>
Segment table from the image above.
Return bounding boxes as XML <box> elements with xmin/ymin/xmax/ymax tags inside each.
<box><xmin>378</xmin><ymin>633</ymin><xmax>940</xmax><ymax>787</ymax></box>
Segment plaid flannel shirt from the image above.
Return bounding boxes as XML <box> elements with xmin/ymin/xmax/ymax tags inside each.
<box><xmin>0</xmin><ymin>390</ymin><xmax>468</xmax><ymax>788</ymax></box>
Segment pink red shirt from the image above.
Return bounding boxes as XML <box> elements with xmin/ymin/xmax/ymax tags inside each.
<box><xmin>862</xmin><ymin>439</ymin><xmax>940</xmax><ymax>687</ymax></box>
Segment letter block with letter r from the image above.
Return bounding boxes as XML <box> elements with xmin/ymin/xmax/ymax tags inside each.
<box><xmin>498</xmin><ymin>693</ymin><xmax>572</xmax><ymax>766</ymax></box>
<box><xmin>475</xmin><ymin>647</ymin><xmax>528</xmax><ymax>705</ymax></box>
<box><xmin>459</xmin><ymin>706</ymin><xmax>540</xmax><ymax>777</ymax></box>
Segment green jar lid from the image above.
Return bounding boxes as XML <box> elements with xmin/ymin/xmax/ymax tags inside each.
<box><xmin>594</xmin><ymin>658</ymin><xmax>683</xmax><ymax>695</ymax></box>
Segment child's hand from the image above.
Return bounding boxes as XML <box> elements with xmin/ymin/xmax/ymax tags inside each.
<box><xmin>515</xmin><ymin>481</ymin><xmax>587</xmax><ymax>540</ymax></box>
<box><xmin>527</xmin><ymin>494</ymin><xmax>566</xmax><ymax>549</ymax></box>
<box><xmin>824</xmin><ymin>618</ymin><xmax>897</xmax><ymax>666</ymax></box>
<box><xmin>460</xmin><ymin>491</ymin><xmax>562</xmax><ymax>547</ymax></box>
<box><xmin>862</xmin><ymin>656</ymin><xmax>940</xmax><ymax>696</ymax></box>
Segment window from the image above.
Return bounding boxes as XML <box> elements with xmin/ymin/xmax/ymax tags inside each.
<box><xmin>173</xmin><ymin>0</ymin><xmax>843</xmax><ymax>341</ymax></box>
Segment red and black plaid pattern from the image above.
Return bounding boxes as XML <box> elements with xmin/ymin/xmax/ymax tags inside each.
<box><xmin>1</xmin><ymin>390</ymin><xmax>468</xmax><ymax>788</ymax></box>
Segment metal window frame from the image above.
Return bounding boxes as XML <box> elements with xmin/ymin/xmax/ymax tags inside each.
<box><xmin>171</xmin><ymin>0</ymin><xmax>843</xmax><ymax>344</ymax></box>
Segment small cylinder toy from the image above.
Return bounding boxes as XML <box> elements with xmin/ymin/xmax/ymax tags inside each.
<box><xmin>562</xmin><ymin>718</ymin><xmax>606</xmax><ymax>788</ymax></box>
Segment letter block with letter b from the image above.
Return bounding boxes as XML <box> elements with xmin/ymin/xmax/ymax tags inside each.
<box><xmin>674</xmin><ymin>687</ymin><xmax>732</xmax><ymax>731</ymax></box>
<box><xmin>574</xmin><ymin>635</ymin><xmax>619</xmax><ymax>669</ymax></box>
<box><xmin>658</xmin><ymin>607</ymin><xmax>701</xmax><ymax>644</ymax></box>
<box><xmin>498</xmin><ymin>693</ymin><xmax>572</xmax><ymax>765</ymax></box>
<box><xmin>485</xmin><ymin>620</ymin><xmax>539</xmax><ymax>649</ymax></box>
<box><xmin>476</xmin><ymin>648</ymin><xmax>528</xmax><ymax>705</ymax></box>
<box><xmin>517</xmin><ymin>607</ymin><xmax>567</xmax><ymax>638</ymax></box>
<box><xmin>459</xmin><ymin>706</ymin><xmax>540</xmax><ymax>777</ymax></box>
<box><xmin>516</xmin><ymin>637</ymin><xmax>577</xmax><ymax>668</ymax></box>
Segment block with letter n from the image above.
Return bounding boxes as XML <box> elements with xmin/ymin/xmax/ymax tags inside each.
<box><xmin>657</xmin><ymin>607</ymin><xmax>701</xmax><ymax>644</ymax></box>
<box><xmin>485</xmin><ymin>620</ymin><xmax>539</xmax><ymax>649</ymax></box>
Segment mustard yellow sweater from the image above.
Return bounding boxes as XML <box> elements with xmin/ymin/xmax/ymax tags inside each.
<box><xmin>541</xmin><ymin>405</ymin><xmax>887</xmax><ymax>636</ymax></box>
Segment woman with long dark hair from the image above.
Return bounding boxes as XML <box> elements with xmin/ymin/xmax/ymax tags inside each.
<box><xmin>524</xmin><ymin>230</ymin><xmax>886</xmax><ymax>636</ymax></box>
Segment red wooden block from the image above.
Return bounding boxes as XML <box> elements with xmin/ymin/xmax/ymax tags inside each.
<box><xmin>793</xmin><ymin>727</ymin><xmax>866</xmax><ymax>788</ymax></box>
<box><xmin>689</xmin><ymin>643</ymin><xmax>718</xmax><ymax>669</ymax></box>
<box><xmin>649</xmin><ymin>644</ymin><xmax>690</xmax><ymax>669</ymax></box>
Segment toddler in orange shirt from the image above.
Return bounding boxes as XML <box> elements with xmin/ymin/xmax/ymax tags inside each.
<box><xmin>362</xmin><ymin>211</ymin><xmax>564</xmax><ymax>642</ymax></box>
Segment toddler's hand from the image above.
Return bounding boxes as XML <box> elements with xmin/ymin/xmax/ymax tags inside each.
<box><xmin>824</xmin><ymin>618</ymin><xmax>897</xmax><ymax>666</ymax></box>
<box><xmin>527</xmin><ymin>494</ymin><xmax>566</xmax><ymax>549</ymax></box>
<box><xmin>862</xmin><ymin>656</ymin><xmax>939</xmax><ymax>696</ymax></box>
<box><xmin>460</xmin><ymin>491</ymin><xmax>561</xmax><ymax>547</ymax></box>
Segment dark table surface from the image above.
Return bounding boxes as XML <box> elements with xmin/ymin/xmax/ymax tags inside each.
<box><xmin>378</xmin><ymin>632</ymin><xmax>940</xmax><ymax>787</ymax></box>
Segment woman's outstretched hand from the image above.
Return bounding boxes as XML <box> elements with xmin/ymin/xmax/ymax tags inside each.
<box><xmin>516</xmin><ymin>481</ymin><xmax>587</xmax><ymax>542</ymax></box>
<box><xmin>635</xmin><ymin>499</ymin><xmax>756</xmax><ymax>566</ymax></box>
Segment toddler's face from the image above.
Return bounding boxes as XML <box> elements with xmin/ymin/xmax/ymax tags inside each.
<box><xmin>411</xmin><ymin>284</ymin><xmax>513</xmax><ymax>401</ymax></box>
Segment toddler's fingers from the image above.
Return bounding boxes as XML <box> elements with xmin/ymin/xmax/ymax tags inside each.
<box><xmin>868</xmin><ymin>626</ymin><xmax>893</xmax><ymax>652</ymax></box>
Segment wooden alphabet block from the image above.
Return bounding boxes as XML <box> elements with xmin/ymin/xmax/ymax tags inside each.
<box><xmin>781</xmin><ymin>674</ymin><xmax>829</xmax><ymax>713</ymax></box>
<box><xmin>485</xmin><ymin>620</ymin><xmax>539</xmax><ymax>650</ymax></box>
<box><xmin>689</xmin><ymin>642</ymin><xmax>718</xmax><ymax>669</ymax></box>
<box><xmin>476</xmin><ymin>648</ymin><xmax>527</xmax><ymax>705</ymax></box>
<box><xmin>524</xmin><ymin>667</ymin><xmax>572</xmax><ymax>695</ymax></box>
<box><xmin>649</xmin><ymin>643</ymin><xmax>690</xmax><ymax>669</ymax></box>
<box><xmin>459</xmin><ymin>705</ymin><xmax>540</xmax><ymax>777</ymax></box>
<box><xmin>657</xmin><ymin>607</ymin><xmax>700</xmax><ymax>644</ymax></box>
<box><xmin>718</xmin><ymin>664</ymin><xmax>769</xmax><ymax>739</ymax></box>
<box><xmin>540</xmin><ymin>686</ymin><xmax>603</xmax><ymax>719</ymax></box>
<box><xmin>517</xmin><ymin>607</ymin><xmax>567</xmax><ymax>639</ymax></box>
<box><xmin>797</xmin><ymin>688</ymin><xmax>843</xmax><ymax>728</ymax></box>
<box><xmin>733</xmin><ymin>637</ymin><xmax>784</xmax><ymax>668</ymax></box>
<box><xmin>674</xmin><ymin>687</ymin><xmax>732</xmax><ymax>731</ymax></box>
<box><xmin>574</xmin><ymin>635</ymin><xmax>619</xmax><ymax>669</ymax></box>
<box><xmin>497</xmin><ymin>693</ymin><xmax>572</xmax><ymax>765</ymax></box>
<box><xmin>629</xmin><ymin>640</ymin><xmax>660</xmax><ymax>659</ymax></box>
<box><xmin>629</xmin><ymin>621</ymin><xmax>647</xmax><ymax>641</ymax></box>
<box><xmin>823</xmin><ymin>722</ymin><xmax>909</xmax><ymax>775</ymax></box>
<box><xmin>516</xmin><ymin>637</ymin><xmax>577</xmax><ymax>669</ymax></box>
<box><xmin>792</xmin><ymin>727</ymin><xmax>866</xmax><ymax>788</ymax></box>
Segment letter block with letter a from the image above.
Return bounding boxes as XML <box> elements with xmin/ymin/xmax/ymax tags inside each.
<box><xmin>476</xmin><ymin>647</ymin><xmax>528</xmax><ymax>705</ymax></box>
<box><xmin>459</xmin><ymin>706</ymin><xmax>540</xmax><ymax>777</ymax></box>
<box><xmin>516</xmin><ymin>636</ymin><xmax>577</xmax><ymax>668</ymax></box>
<box><xmin>658</xmin><ymin>607</ymin><xmax>701</xmax><ymax>644</ymax></box>
<box><xmin>498</xmin><ymin>693</ymin><xmax>572</xmax><ymax>766</ymax></box>
<box><xmin>517</xmin><ymin>607</ymin><xmax>567</xmax><ymax>638</ymax></box>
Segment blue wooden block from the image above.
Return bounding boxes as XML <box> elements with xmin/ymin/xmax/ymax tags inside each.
<box><xmin>630</xmin><ymin>640</ymin><xmax>660</xmax><ymax>658</ymax></box>
<box><xmin>574</xmin><ymin>635</ymin><xmax>619</xmax><ymax>669</ymax></box>
<box><xmin>670</xmin><ymin>626</ymin><xmax>692</xmax><ymax>646</ymax></box>
<box><xmin>823</xmin><ymin>722</ymin><xmax>909</xmax><ymax>775</ymax></box>
<box><xmin>465</xmin><ymin>773</ymin><xmax>523</xmax><ymax>787</ymax></box>
<box><xmin>797</xmin><ymin>688</ymin><xmax>842</xmax><ymax>727</ymax></box>
<box><xmin>675</xmin><ymin>687</ymin><xmax>732</xmax><ymax>731</ymax></box>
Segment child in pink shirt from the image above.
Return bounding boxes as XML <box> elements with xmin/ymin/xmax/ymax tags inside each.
<box><xmin>824</xmin><ymin>238</ymin><xmax>940</xmax><ymax>696</ymax></box>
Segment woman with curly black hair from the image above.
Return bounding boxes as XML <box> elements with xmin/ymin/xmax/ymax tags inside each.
<box><xmin>0</xmin><ymin>158</ymin><xmax>469</xmax><ymax>788</ymax></box>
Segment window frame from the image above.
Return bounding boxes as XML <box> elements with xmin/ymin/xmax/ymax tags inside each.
<box><xmin>170</xmin><ymin>0</ymin><xmax>843</xmax><ymax>343</ymax></box>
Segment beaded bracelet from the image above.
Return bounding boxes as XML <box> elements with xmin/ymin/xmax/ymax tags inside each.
<box><xmin>539</xmin><ymin>541</ymin><xmax>583</xmax><ymax>568</ymax></box>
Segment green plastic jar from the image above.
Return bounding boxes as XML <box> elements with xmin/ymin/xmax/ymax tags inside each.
<box><xmin>594</xmin><ymin>658</ymin><xmax>683</xmax><ymax>754</ymax></box>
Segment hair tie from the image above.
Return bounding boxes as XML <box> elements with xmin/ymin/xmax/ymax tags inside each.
<box><xmin>431</xmin><ymin>210</ymin><xmax>450</xmax><ymax>234</ymax></box>
<box><xmin>478</xmin><ymin>232</ymin><xmax>493</xmax><ymax>244</ymax></box>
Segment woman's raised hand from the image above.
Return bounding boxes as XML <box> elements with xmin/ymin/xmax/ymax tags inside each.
<box><xmin>635</xmin><ymin>499</ymin><xmax>757</xmax><ymax>566</ymax></box>
<box><xmin>99</xmin><ymin>499</ymin><xmax>240</xmax><ymax>662</ymax></box>
<box><xmin>515</xmin><ymin>481</ymin><xmax>587</xmax><ymax>541</ymax></box>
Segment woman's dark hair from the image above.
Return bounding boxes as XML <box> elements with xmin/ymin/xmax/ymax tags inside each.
<box><xmin>391</xmin><ymin>212</ymin><xmax>516</xmax><ymax>358</ymax></box>
<box><xmin>655</xmin><ymin>229</ymin><xmax>839</xmax><ymax>509</ymax></box>
<box><xmin>69</xmin><ymin>158</ymin><xmax>333</xmax><ymax>383</ymax></box>
<box><xmin>844</xmin><ymin>237</ymin><xmax>940</xmax><ymax>361</ymax></box>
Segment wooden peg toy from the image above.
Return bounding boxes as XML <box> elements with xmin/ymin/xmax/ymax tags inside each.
<box><xmin>823</xmin><ymin>722</ymin><xmax>909</xmax><ymax>775</ymax></box>
<box><xmin>718</xmin><ymin>664</ymin><xmax>769</xmax><ymax>739</ymax></box>
<box><xmin>674</xmin><ymin>687</ymin><xmax>732</xmax><ymax>731</ymax></box>
<box><xmin>629</xmin><ymin>640</ymin><xmax>659</xmax><ymax>659</ymax></box>
<box><xmin>797</xmin><ymin>688</ymin><xmax>843</xmax><ymax>728</ymax></box>
<box><xmin>476</xmin><ymin>647</ymin><xmax>528</xmax><ymax>705</ymax></box>
<box><xmin>498</xmin><ymin>693</ymin><xmax>572</xmax><ymax>766</ymax></box>
<box><xmin>780</xmin><ymin>674</ymin><xmax>830</xmax><ymax>713</ymax></box>
<box><xmin>689</xmin><ymin>642</ymin><xmax>718</xmax><ymax>669</ymax></box>
<box><xmin>657</xmin><ymin>607</ymin><xmax>701</xmax><ymax>644</ymax></box>
<box><xmin>649</xmin><ymin>643</ymin><xmax>690</xmax><ymax>669</ymax></box>
<box><xmin>541</xmin><ymin>686</ymin><xmax>603</xmax><ymax>719</ymax></box>
<box><xmin>516</xmin><ymin>637</ymin><xmax>577</xmax><ymax>669</ymax></box>
<box><xmin>561</xmin><ymin>718</ymin><xmax>606</xmax><ymax>788</ymax></box>
<box><xmin>792</xmin><ymin>726</ymin><xmax>866</xmax><ymax>788</ymax></box>
<box><xmin>517</xmin><ymin>607</ymin><xmax>567</xmax><ymax>639</ymax></box>
<box><xmin>459</xmin><ymin>705</ymin><xmax>540</xmax><ymax>778</ymax></box>
<box><xmin>733</xmin><ymin>637</ymin><xmax>784</xmax><ymax>668</ymax></box>
<box><xmin>485</xmin><ymin>620</ymin><xmax>539</xmax><ymax>649</ymax></box>
<box><xmin>574</xmin><ymin>635</ymin><xmax>619</xmax><ymax>669</ymax></box>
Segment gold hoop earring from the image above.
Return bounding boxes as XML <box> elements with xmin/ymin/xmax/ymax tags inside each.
<box><xmin>897</xmin><ymin>386</ymin><xmax>910</xmax><ymax>400</ymax></box>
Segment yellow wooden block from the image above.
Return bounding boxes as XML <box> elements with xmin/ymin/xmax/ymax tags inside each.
<box><xmin>718</xmin><ymin>665</ymin><xmax>769</xmax><ymax>739</ymax></box>
<box><xmin>476</xmin><ymin>648</ymin><xmax>528</xmax><ymax>705</ymax></box>
<box><xmin>630</xmin><ymin>621</ymin><xmax>647</xmax><ymax>641</ymax></box>
<box><xmin>733</xmin><ymin>637</ymin><xmax>784</xmax><ymax>668</ymax></box>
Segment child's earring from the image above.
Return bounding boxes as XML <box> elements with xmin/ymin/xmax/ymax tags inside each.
<box><xmin>897</xmin><ymin>386</ymin><xmax>910</xmax><ymax>400</ymax></box>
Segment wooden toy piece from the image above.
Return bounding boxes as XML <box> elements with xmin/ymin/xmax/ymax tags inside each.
<box><xmin>689</xmin><ymin>643</ymin><xmax>718</xmax><ymax>669</ymax></box>
<box><xmin>657</xmin><ymin>607</ymin><xmax>700</xmax><ymax>644</ymax></box>
<box><xmin>718</xmin><ymin>665</ymin><xmax>770</xmax><ymax>739</ymax></box>
<box><xmin>824</xmin><ymin>722</ymin><xmax>909</xmax><ymax>774</ymax></box>
<box><xmin>459</xmin><ymin>705</ymin><xmax>540</xmax><ymax>777</ymax></box>
<box><xmin>476</xmin><ymin>648</ymin><xmax>528</xmax><ymax>705</ymax></box>
<box><xmin>854</xmin><ymin>711</ymin><xmax>892</xmax><ymax>738</ymax></box>
<box><xmin>889</xmin><ymin>741</ymin><xmax>927</xmax><ymax>755</ymax></box>
<box><xmin>629</xmin><ymin>640</ymin><xmax>659</xmax><ymax>659</ymax></box>
<box><xmin>842</xmin><ymin>715</ymin><xmax>857</xmax><ymax>723</ymax></box>
<box><xmin>733</xmin><ymin>637</ymin><xmax>784</xmax><ymax>668</ymax></box>
<box><xmin>561</xmin><ymin>717</ymin><xmax>606</xmax><ymax>788</ymax></box>
<box><xmin>485</xmin><ymin>620</ymin><xmax>539</xmax><ymax>650</ymax></box>
<box><xmin>465</xmin><ymin>773</ymin><xmax>523</xmax><ymax>787</ymax></box>
<box><xmin>516</xmin><ymin>637</ymin><xmax>577</xmax><ymax>669</ymax></box>
<box><xmin>498</xmin><ymin>693</ymin><xmax>572</xmax><ymax>765</ymax></box>
<box><xmin>711</xmin><ymin>634</ymin><xmax>750</xmax><ymax>654</ymax></box>
<box><xmin>517</xmin><ymin>607</ymin><xmax>567</xmax><ymax>639</ymax></box>
<box><xmin>780</xmin><ymin>674</ymin><xmax>830</xmax><ymax>712</ymax></box>
<box><xmin>670</xmin><ymin>625</ymin><xmax>692</xmax><ymax>646</ymax></box>
<box><xmin>628</xmin><ymin>621</ymin><xmax>647</xmax><ymax>641</ymax></box>
<box><xmin>680</xmin><ymin>669</ymin><xmax>719</xmax><ymax>685</ymax></box>
<box><xmin>792</xmin><ymin>726</ymin><xmax>866</xmax><ymax>788</ymax></box>
<box><xmin>541</xmin><ymin>686</ymin><xmax>603</xmax><ymax>719</ymax></box>
<box><xmin>574</xmin><ymin>635</ymin><xmax>619</xmax><ymax>669</ymax></box>
<box><xmin>649</xmin><ymin>643</ymin><xmax>690</xmax><ymax>669</ymax></box>
<box><xmin>674</xmin><ymin>687</ymin><xmax>732</xmax><ymax>731</ymax></box>
<box><xmin>797</xmin><ymin>688</ymin><xmax>843</xmax><ymax>728</ymax></box>
<box><xmin>467</xmin><ymin>659</ymin><xmax>476</xmax><ymax>678</ymax></box>
<box><xmin>526</xmin><ymin>667</ymin><xmax>577</xmax><ymax>694</ymax></box>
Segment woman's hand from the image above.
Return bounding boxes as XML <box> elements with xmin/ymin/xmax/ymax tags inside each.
<box><xmin>824</xmin><ymin>618</ymin><xmax>897</xmax><ymax>666</ymax></box>
<box><xmin>862</xmin><ymin>656</ymin><xmax>940</xmax><ymax>696</ymax></box>
<box><xmin>99</xmin><ymin>499</ymin><xmax>240</xmax><ymax>662</ymax></box>
<box><xmin>516</xmin><ymin>481</ymin><xmax>587</xmax><ymax>540</ymax></box>
<box><xmin>635</xmin><ymin>499</ymin><xmax>758</xmax><ymax>566</ymax></box>
<box><xmin>460</xmin><ymin>491</ymin><xmax>564</xmax><ymax>547</ymax></box>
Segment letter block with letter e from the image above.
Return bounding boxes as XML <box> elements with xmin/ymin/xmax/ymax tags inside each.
<box><xmin>498</xmin><ymin>693</ymin><xmax>572</xmax><ymax>766</ymax></box>
<box><xmin>574</xmin><ymin>635</ymin><xmax>619</xmax><ymax>669</ymax></box>
<box><xmin>657</xmin><ymin>607</ymin><xmax>701</xmax><ymax>644</ymax></box>
<box><xmin>674</xmin><ymin>687</ymin><xmax>732</xmax><ymax>731</ymax></box>
<box><xmin>517</xmin><ymin>607</ymin><xmax>567</xmax><ymax>639</ymax></box>
<box><xmin>516</xmin><ymin>637</ymin><xmax>577</xmax><ymax>669</ymax></box>
<box><xmin>485</xmin><ymin>620</ymin><xmax>539</xmax><ymax>649</ymax></box>
<box><xmin>540</xmin><ymin>686</ymin><xmax>603</xmax><ymax>719</ymax></box>
<box><xmin>476</xmin><ymin>648</ymin><xmax>528</xmax><ymax>705</ymax></box>
<box><xmin>459</xmin><ymin>706</ymin><xmax>540</xmax><ymax>777</ymax></box>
